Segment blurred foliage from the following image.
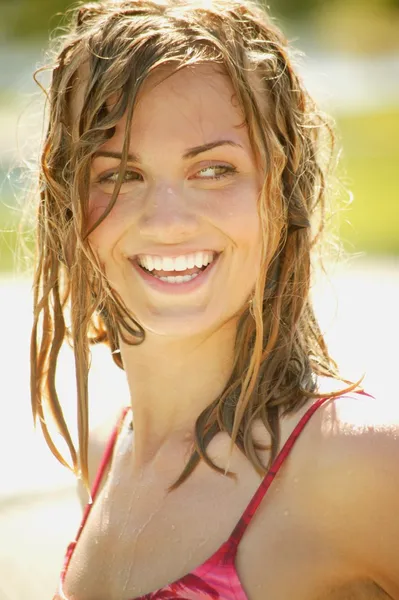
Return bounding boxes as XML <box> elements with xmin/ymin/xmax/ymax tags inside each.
<box><xmin>0</xmin><ymin>0</ymin><xmax>74</xmax><ymax>40</ymax></box>
<box><xmin>267</xmin><ymin>0</ymin><xmax>399</xmax><ymax>20</ymax></box>
<box><xmin>312</xmin><ymin>0</ymin><xmax>399</xmax><ymax>53</ymax></box>
<box><xmin>336</xmin><ymin>109</ymin><xmax>399</xmax><ymax>255</ymax></box>
<box><xmin>1</xmin><ymin>108</ymin><xmax>398</xmax><ymax>274</ymax></box>
<box><xmin>1</xmin><ymin>0</ymin><xmax>399</xmax><ymax>52</ymax></box>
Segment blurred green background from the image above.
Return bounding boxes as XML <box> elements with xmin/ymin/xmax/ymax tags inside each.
<box><xmin>0</xmin><ymin>0</ymin><xmax>398</xmax><ymax>273</ymax></box>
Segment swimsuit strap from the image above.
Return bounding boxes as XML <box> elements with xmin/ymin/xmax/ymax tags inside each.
<box><xmin>60</xmin><ymin>406</ymin><xmax>131</xmax><ymax>583</ymax></box>
<box><xmin>226</xmin><ymin>391</ymin><xmax>372</xmax><ymax>552</ymax></box>
<box><xmin>61</xmin><ymin>390</ymin><xmax>373</xmax><ymax>580</ymax></box>
<box><xmin>90</xmin><ymin>406</ymin><xmax>131</xmax><ymax>502</ymax></box>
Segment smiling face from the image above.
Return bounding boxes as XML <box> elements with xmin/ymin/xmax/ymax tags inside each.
<box><xmin>87</xmin><ymin>64</ymin><xmax>263</xmax><ymax>338</ymax></box>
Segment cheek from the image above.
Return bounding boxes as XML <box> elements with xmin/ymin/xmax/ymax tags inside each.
<box><xmin>86</xmin><ymin>205</ymin><xmax>117</xmax><ymax>260</ymax></box>
<box><xmin>88</xmin><ymin>186</ymin><xmax>145</xmax><ymax>231</ymax></box>
<box><xmin>87</xmin><ymin>192</ymin><xmax>110</xmax><ymax>236</ymax></box>
<box><xmin>86</xmin><ymin>191</ymin><xmax>130</xmax><ymax>253</ymax></box>
<box><xmin>208</xmin><ymin>181</ymin><xmax>261</xmax><ymax>246</ymax></box>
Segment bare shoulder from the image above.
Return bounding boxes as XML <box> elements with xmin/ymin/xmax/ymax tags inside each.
<box><xmin>307</xmin><ymin>388</ymin><xmax>399</xmax><ymax>596</ymax></box>
<box><xmin>317</xmin><ymin>388</ymin><xmax>399</xmax><ymax>464</ymax></box>
<box><xmin>304</xmin><ymin>386</ymin><xmax>399</xmax><ymax>491</ymax></box>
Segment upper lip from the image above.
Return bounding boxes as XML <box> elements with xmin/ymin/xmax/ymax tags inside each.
<box><xmin>129</xmin><ymin>248</ymin><xmax>222</xmax><ymax>260</ymax></box>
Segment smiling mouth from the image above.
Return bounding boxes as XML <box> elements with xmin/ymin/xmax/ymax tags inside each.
<box><xmin>135</xmin><ymin>260</ymin><xmax>213</xmax><ymax>283</ymax></box>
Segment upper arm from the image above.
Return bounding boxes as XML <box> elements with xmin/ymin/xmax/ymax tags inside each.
<box><xmin>350</xmin><ymin>415</ymin><xmax>399</xmax><ymax>596</ymax></box>
<box><xmin>314</xmin><ymin>393</ymin><xmax>399</xmax><ymax>597</ymax></box>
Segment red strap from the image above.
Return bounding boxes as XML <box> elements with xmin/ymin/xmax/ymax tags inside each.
<box><xmin>90</xmin><ymin>406</ymin><xmax>131</xmax><ymax>501</ymax></box>
<box><xmin>60</xmin><ymin>391</ymin><xmax>373</xmax><ymax>578</ymax></box>
<box><xmin>60</xmin><ymin>406</ymin><xmax>131</xmax><ymax>583</ymax></box>
<box><xmin>226</xmin><ymin>391</ymin><xmax>373</xmax><ymax>552</ymax></box>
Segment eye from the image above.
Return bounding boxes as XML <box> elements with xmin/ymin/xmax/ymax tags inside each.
<box><xmin>194</xmin><ymin>165</ymin><xmax>238</xmax><ymax>180</ymax></box>
<box><xmin>95</xmin><ymin>169</ymin><xmax>142</xmax><ymax>191</ymax></box>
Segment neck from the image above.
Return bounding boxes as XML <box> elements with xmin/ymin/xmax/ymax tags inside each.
<box><xmin>119</xmin><ymin>320</ymin><xmax>238</xmax><ymax>476</ymax></box>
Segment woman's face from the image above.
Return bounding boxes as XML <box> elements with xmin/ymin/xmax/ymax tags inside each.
<box><xmin>88</xmin><ymin>64</ymin><xmax>263</xmax><ymax>338</ymax></box>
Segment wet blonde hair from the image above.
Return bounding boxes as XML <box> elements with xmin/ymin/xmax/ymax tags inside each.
<box><xmin>30</xmin><ymin>0</ymin><xmax>360</xmax><ymax>490</ymax></box>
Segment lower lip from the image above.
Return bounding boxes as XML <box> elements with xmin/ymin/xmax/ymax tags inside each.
<box><xmin>130</xmin><ymin>254</ymin><xmax>221</xmax><ymax>294</ymax></box>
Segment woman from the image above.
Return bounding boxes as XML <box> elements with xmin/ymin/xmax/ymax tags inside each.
<box><xmin>30</xmin><ymin>0</ymin><xmax>399</xmax><ymax>598</ymax></box>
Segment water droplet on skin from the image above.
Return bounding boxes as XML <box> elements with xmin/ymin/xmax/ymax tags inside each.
<box><xmin>283</xmin><ymin>509</ymin><xmax>290</xmax><ymax>517</ymax></box>
<box><xmin>171</xmin><ymin>524</ymin><xmax>176</xmax><ymax>530</ymax></box>
<box><xmin>112</xmin><ymin>475</ymin><xmax>121</xmax><ymax>487</ymax></box>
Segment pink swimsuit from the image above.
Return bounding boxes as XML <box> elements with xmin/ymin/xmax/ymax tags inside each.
<box><xmin>58</xmin><ymin>391</ymin><xmax>370</xmax><ymax>599</ymax></box>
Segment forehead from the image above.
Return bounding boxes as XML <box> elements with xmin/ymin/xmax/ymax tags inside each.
<box><xmin>70</xmin><ymin>61</ymin><xmax>267</xmax><ymax>158</ymax></box>
<box><xmin>110</xmin><ymin>63</ymin><xmax>247</xmax><ymax>142</ymax></box>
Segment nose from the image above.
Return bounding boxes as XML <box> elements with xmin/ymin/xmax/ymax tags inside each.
<box><xmin>138</xmin><ymin>183</ymin><xmax>200</xmax><ymax>243</ymax></box>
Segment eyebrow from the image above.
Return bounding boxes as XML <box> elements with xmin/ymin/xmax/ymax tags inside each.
<box><xmin>183</xmin><ymin>140</ymin><xmax>243</xmax><ymax>159</ymax></box>
<box><xmin>92</xmin><ymin>140</ymin><xmax>244</xmax><ymax>163</ymax></box>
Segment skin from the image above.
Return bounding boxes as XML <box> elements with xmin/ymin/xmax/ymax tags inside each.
<box><xmin>87</xmin><ymin>64</ymin><xmax>263</xmax><ymax>473</ymax></box>
<box><xmin>62</xmin><ymin>64</ymin><xmax>399</xmax><ymax>600</ymax></box>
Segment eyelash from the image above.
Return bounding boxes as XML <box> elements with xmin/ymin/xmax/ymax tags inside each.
<box><xmin>96</xmin><ymin>164</ymin><xmax>238</xmax><ymax>185</ymax></box>
<box><xmin>194</xmin><ymin>165</ymin><xmax>238</xmax><ymax>180</ymax></box>
<box><xmin>97</xmin><ymin>170</ymin><xmax>141</xmax><ymax>185</ymax></box>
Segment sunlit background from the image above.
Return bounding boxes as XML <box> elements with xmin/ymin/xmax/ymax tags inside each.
<box><xmin>0</xmin><ymin>0</ymin><xmax>398</xmax><ymax>598</ymax></box>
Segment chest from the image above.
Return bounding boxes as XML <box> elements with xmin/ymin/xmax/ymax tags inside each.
<box><xmin>61</xmin><ymin>454</ymin><xmax>385</xmax><ymax>600</ymax></box>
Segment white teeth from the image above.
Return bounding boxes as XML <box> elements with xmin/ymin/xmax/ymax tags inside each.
<box><xmin>174</xmin><ymin>256</ymin><xmax>188</xmax><ymax>271</ymax></box>
<box><xmin>163</xmin><ymin>257</ymin><xmax>175</xmax><ymax>271</ymax></box>
<box><xmin>146</xmin><ymin>256</ymin><xmax>155</xmax><ymax>271</ymax></box>
<box><xmin>137</xmin><ymin>251</ymin><xmax>216</xmax><ymax>272</ymax></box>
<box><xmin>186</xmin><ymin>254</ymin><xmax>195</xmax><ymax>269</ymax></box>
<box><xmin>153</xmin><ymin>256</ymin><xmax>163</xmax><ymax>271</ymax></box>
<box><xmin>156</xmin><ymin>273</ymin><xmax>199</xmax><ymax>283</ymax></box>
<box><xmin>194</xmin><ymin>252</ymin><xmax>205</xmax><ymax>269</ymax></box>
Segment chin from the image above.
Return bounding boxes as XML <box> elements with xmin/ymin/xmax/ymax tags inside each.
<box><xmin>138</xmin><ymin>308</ymin><xmax>221</xmax><ymax>338</ymax></box>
